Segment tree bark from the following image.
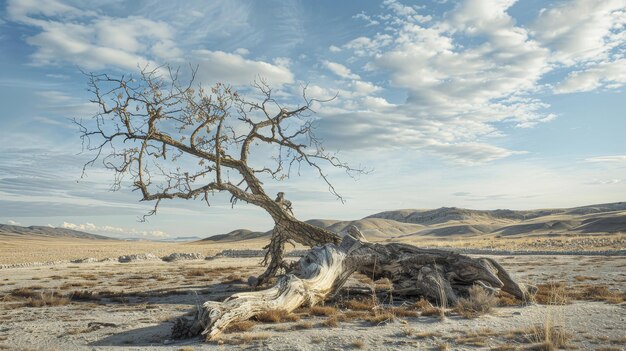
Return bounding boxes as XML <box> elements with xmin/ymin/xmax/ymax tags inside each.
<box><xmin>173</xmin><ymin>227</ymin><xmax>534</xmax><ymax>341</ymax></box>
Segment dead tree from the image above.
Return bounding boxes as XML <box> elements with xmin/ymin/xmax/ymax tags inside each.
<box><xmin>78</xmin><ymin>66</ymin><xmax>349</xmax><ymax>284</ymax></box>
<box><xmin>78</xmin><ymin>67</ymin><xmax>533</xmax><ymax>337</ymax></box>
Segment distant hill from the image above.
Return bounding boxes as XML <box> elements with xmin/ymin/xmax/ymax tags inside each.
<box><xmin>201</xmin><ymin>202</ymin><xmax>626</xmax><ymax>242</ymax></box>
<box><xmin>0</xmin><ymin>224</ymin><xmax>117</xmax><ymax>240</ymax></box>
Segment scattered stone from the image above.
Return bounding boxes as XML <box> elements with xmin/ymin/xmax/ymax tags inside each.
<box><xmin>70</xmin><ymin>257</ymin><xmax>98</xmax><ymax>264</ymax></box>
<box><xmin>118</xmin><ymin>253</ymin><xmax>158</xmax><ymax>263</ymax></box>
<box><xmin>161</xmin><ymin>252</ymin><xmax>204</xmax><ymax>262</ymax></box>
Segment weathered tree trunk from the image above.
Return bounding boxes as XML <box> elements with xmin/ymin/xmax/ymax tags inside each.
<box><xmin>255</xmin><ymin>209</ymin><xmax>341</xmax><ymax>286</ymax></box>
<box><xmin>173</xmin><ymin>227</ymin><xmax>533</xmax><ymax>341</ymax></box>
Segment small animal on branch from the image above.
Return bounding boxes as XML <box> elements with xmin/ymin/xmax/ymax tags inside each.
<box><xmin>275</xmin><ymin>192</ymin><xmax>293</xmax><ymax>215</ymax></box>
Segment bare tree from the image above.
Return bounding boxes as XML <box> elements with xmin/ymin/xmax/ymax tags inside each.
<box><xmin>78</xmin><ymin>66</ymin><xmax>357</xmax><ymax>283</ymax></box>
<box><xmin>78</xmin><ymin>66</ymin><xmax>534</xmax><ymax>340</ymax></box>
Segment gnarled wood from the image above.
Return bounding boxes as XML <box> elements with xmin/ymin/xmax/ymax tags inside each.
<box><xmin>172</xmin><ymin>227</ymin><xmax>533</xmax><ymax>341</ymax></box>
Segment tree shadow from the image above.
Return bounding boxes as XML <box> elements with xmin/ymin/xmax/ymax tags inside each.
<box><xmin>89</xmin><ymin>321</ymin><xmax>201</xmax><ymax>347</ymax></box>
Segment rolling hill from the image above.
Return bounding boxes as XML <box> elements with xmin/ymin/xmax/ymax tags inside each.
<box><xmin>0</xmin><ymin>224</ymin><xmax>117</xmax><ymax>240</ymax></box>
<box><xmin>202</xmin><ymin>202</ymin><xmax>626</xmax><ymax>242</ymax></box>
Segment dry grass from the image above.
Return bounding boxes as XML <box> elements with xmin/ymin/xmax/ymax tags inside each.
<box><xmin>363</xmin><ymin>311</ymin><xmax>394</xmax><ymax>324</ymax></box>
<box><xmin>436</xmin><ymin>342</ymin><xmax>450</xmax><ymax>351</ymax></box>
<box><xmin>309</xmin><ymin>305</ymin><xmax>337</xmax><ymax>316</ymax></box>
<box><xmin>351</xmin><ymin>339</ymin><xmax>365</xmax><ymax>349</ymax></box>
<box><xmin>322</xmin><ymin>315</ymin><xmax>339</xmax><ymax>328</ymax></box>
<box><xmin>535</xmin><ymin>282</ymin><xmax>625</xmax><ymax>304</ymax></box>
<box><xmin>534</xmin><ymin>282</ymin><xmax>571</xmax><ymax>305</ymax></box>
<box><xmin>292</xmin><ymin>321</ymin><xmax>313</xmax><ymax>330</ymax></box>
<box><xmin>224</xmin><ymin>320</ymin><xmax>256</xmax><ymax>333</ymax></box>
<box><xmin>6</xmin><ymin>287</ymin><xmax>70</xmax><ymax>308</ymax></box>
<box><xmin>523</xmin><ymin>323</ymin><xmax>571</xmax><ymax>351</ymax></box>
<box><xmin>389</xmin><ymin>306</ymin><xmax>418</xmax><ymax>318</ymax></box>
<box><xmin>343</xmin><ymin>298</ymin><xmax>375</xmax><ymax>311</ymax></box>
<box><xmin>454</xmin><ymin>285</ymin><xmax>498</xmax><ymax>318</ymax></box>
<box><xmin>254</xmin><ymin>309</ymin><xmax>299</xmax><ymax>323</ymax></box>
<box><xmin>414</xmin><ymin>298</ymin><xmax>443</xmax><ymax>317</ymax></box>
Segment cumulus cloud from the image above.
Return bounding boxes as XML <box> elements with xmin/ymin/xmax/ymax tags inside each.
<box><xmin>555</xmin><ymin>59</ymin><xmax>626</xmax><ymax>93</ymax></box>
<box><xmin>7</xmin><ymin>0</ymin><xmax>180</xmax><ymax>70</ymax></box>
<box><xmin>322</xmin><ymin>60</ymin><xmax>360</xmax><ymax>80</ymax></box>
<box><xmin>6</xmin><ymin>0</ymin><xmax>295</xmax><ymax>89</ymax></box>
<box><xmin>6</xmin><ymin>219</ymin><xmax>21</xmax><ymax>225</ymax></box>
<box><xmin>60</xmin><ymin>222</ymin><xmax>169</xmax><ymax>238</ymax></box>
<box><xmin>313</xmin><ymin>0</ymin><xmax>624</xmax><ymax>164</ymax></box>
<box><xmin>531</xmin><ymin>0</ymin><xmax>625</xmax><ymax>65</ymax></box>
<box><xmin>193</xmin><ymin>50</ymin><xmax>293</xmax><ymax>87</ymax></box>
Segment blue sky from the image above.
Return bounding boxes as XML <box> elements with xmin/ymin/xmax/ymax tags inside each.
<box><xmin>0</xmin><ymin>0</ymin><xmax>624</xmax><ymax>239</ymax></box>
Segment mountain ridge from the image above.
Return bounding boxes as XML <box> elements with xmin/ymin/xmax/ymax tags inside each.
<box><xmin>201</xmin><ymin>202</ymin><xmax>626</xmax><ymax>242</ymax></box>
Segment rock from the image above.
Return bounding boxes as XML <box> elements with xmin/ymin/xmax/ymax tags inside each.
<box><xmin>161</xmin><ymin>252</ymin><xmax>204</xmax><ymax>262</ymax></box>
<box><xmin>118</xmin><ymin>253</ymin><xmax>158</xmax><ymax>263</ymax></box>
<box><xmin>70</xmin><ymin>257</ymin><xmax>98</xmax><ymax>264</ymax></box>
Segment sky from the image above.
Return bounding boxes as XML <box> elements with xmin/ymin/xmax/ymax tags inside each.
<box><xmin>0</xmin><ymin>0</ymin><xmax>625</xmax><ymax>240</ymax></box>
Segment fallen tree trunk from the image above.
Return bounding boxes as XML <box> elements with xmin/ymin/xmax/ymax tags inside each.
<box><xmin>172</xmin><ymin>227</ymin><xmax>534</xmax><ymax>341</ymax></box>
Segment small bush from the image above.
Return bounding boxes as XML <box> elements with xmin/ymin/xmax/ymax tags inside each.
<box><xmin>454</xmin><ymin>285</ymin><xmax>498</xmax><ymax>318</ymax></box>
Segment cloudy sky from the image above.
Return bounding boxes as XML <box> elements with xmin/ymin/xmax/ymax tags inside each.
<box><xmin>0</xmin><ymin>0</ymin><xmax>624</xmax><ymax>239</ymax></box>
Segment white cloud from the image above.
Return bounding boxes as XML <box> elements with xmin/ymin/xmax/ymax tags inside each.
<box><xmin>7</xmin><ymin>219</ymin><xmax>20</xmax><ymax>225</ymax></box>
<box><xmin>234</xmin><ymin>47</ymin><xmax>249</xmax><ymax>56</ymax></box>
<box><xmin>586</xmin><ymin>155</ymin><xmax>626</xmax><ymax>163</ymax></box>
<box><xmin>323</xmin><ymin>0</ymin><xmax>553</xmax><ymax>163</ymax></box>
<box><xmin>531</xmin><ymin>0</ymin><xmax>625</xmax><ymax>65</ymax></box>
<box><xmin>322</xmin><ymin>60</ymin><xmax>360</xmax><ymax>80</ymax></box>
<box><xmin>193</xmin><ymin>50</ymin><xmax>294</xmax><ymax>87</ymax></box>
<box><xmin>329</xmin><ymin>45</ymin><xmax>342</xmax><ymax>53</ymax></box>
<box><xmin>7</xmin><ymin>0</ymin><xmax>180</xmax><ymax>70</ymax></box>
<box><xmin>60</xmin><ymin>222</ymin><xmax>169</xmax><ymax>238</ymax></box>
<box><xmin>555</xmin><ymin>59</ymin><xmax>626</xmax><ymax>93</ymax></box>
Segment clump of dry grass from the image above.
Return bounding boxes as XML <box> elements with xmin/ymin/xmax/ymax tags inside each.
<box><xmin>436</xmin><ymin>342</ymin><xmax>450</xmax><ymax>351</ymax></box>
<box><xmin>572</xmin><ymin>284</ymin><xmax>625</xmax><ymax>304</ymax></box>
<box><xmin>7</xmin><ymin>287</ymin><xmax>70</xmax><ymax>307</ymax></box>
<box><xmin>389</xmin><ymin>306</ymin><xmax>418</xmax><ymax>318</ymax></box>
<box><xmin>534</xmin><ymin>282</ymin><xmax>571</xmax><ymax>305</ymax></box>
<box><xmin>535</xmin><ymin>282</ymin><xmax>625</xmax><ymax>305</ymax></box>
<box><xmin>454</xmin><ymin>285</ymin><xmax>498</xmax><ymax>318</ymax></box>
<box><xmin>254</xmin><ymin>309</ymin><xmax>300</xmax><ymax>323</ymax></box>
<box><xmin>414</xmin><ymin>298</ymin><xmax>443</xmax><ymax>317</ymax></box>
<box><xmin>25</xmin><ymin>291</ymin><xmax>70</xmax><ymax>307</ymax></box>
<box><xmin>184</xmin><ymin>268</ymin><xmax>211</xmax><ymax>277</ymax></box>
<box><xmin>351</xmin><ymin>339</ymin><xmax>365</xmax><ymax>349</ymax></box>
<box><xmin>363</xmin><ymin>311</ymin><xmax>394</xmax><ymax>324</ymax></box>
<box><xmin>225</xmin><ymin>320</ymin><xmax>256</xmax><ymax>333</ymax></box>
<box><xmin>523</xmin><ymin>323</ymin><xmax>571</xmax><ymax>351</ymax></box>
<box><xmin>292</xmin><ymin>321</ymin><xmax>313</xmax><ymax>330</ymax></box>
<box><xmin>322</xmin><ymin>315</ymin><xmax>339</xmax><ymax>328</ymax></box>
<box><xmin>310</xmin><ymin>305</ymin><xmax>337</xmax><ymax>316</ymax></box>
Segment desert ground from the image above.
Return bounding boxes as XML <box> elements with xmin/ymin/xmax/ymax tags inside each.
<box><xmin>1</xmin><ymin>236</ymin><xmax>625</xmax><ymax>351</ymax></box>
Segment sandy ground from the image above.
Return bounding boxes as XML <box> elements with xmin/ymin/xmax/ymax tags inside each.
<box><xmin>1</xmin><ymin>252</ymin><xmax>625</xmax><ymax>351</ymax></box>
